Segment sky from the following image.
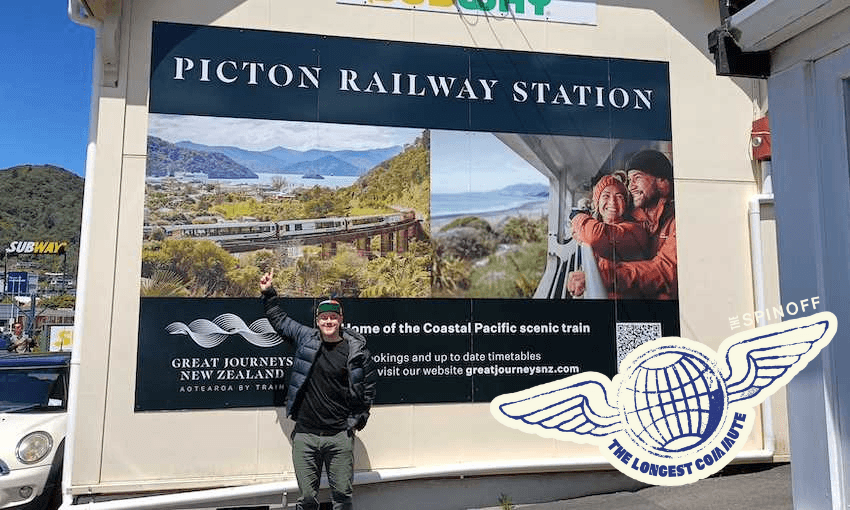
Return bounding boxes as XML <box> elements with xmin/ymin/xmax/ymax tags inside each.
<box><xmin>148</xmin><ymin>114</ymin><xmax>423</xmax><ymax>152</ymax></box>
<box><xmin>1</xmin><ymin>2</ymin><xmax>94</xmax><ymax>177</ymax></box>
<box><xmin>148</xmin><ymin>114</ymin><xmax>549</xmax><ymax>194</ymax></box>
<box><xmin>430</xmin><ymin>130</ymin><xmax>548</xmax><ymax>194</ymax></box>
<box><xmin>0</xmin><ymin>2</ymin><xmax>546</xmax><ymax>191</ymax></box>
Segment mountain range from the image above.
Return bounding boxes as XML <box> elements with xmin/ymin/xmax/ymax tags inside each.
<box><xmin>174</xmin><ymin>140</ymin><xmax>404</xmax><ymax>177</ymax></box>
<box><xmin>146</xmin><ymin>137</ymin><xmax>258</xmax><ymax>179</ymax></box>
<box><xmin>498</xmin><ymin>183</ymin><xmax>549</xmax><ymax>197</ymax></box>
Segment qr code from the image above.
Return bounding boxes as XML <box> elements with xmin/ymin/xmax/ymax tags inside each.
<box><xmin>616</xmin><ymin>322</ymin><xmax>662</xmax><ymax>371</ymax></box>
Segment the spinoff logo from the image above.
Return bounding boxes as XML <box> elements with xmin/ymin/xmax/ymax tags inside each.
<box><xmin>166</xmin><ymin>313</ymin><xmax>284</xmax><ymax>348</ymax></box>
<box><xmin>5</xmin><ymin>240</ymin><xmax>68</xmax><ymax>255</ymax></box>
<box><xmin>491</xmin><ymin>312</ymin><xmax>837</xmax><ymax>485</ymax></box>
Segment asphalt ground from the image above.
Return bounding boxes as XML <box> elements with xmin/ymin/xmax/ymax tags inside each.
<box><xmin>478</xmin><ymin>463</ymin><xmax>792</xmax><ymax>510</ymax></box>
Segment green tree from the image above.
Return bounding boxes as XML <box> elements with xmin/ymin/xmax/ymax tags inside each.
<box><xmin>436</xmin><ymin>226</ymin><xmax>498</xmax><ymax>260</ymax></box>
<box><xmin>250</xmin><ymin>249</ymin><xmax>278</xmax><ymax>273</ymax></box>
<box><xmin>467</xmin><ymin>242</ymin><xmax>546</xmax><ymax>298</ymax></box>
<box><xmin>442</xmin><ymin>216</ymin><xmax>494</xmax><ymax>233</ymax></box>
<box><xmin>322</xmin><ymin>249</ymin><xmax>367</xmax><ymax>297</ymax></box>
<box><xmin>359</xmin><ymin>252</ymin><xmax>430</xmax><ymax>297</ymax></box>
<box><xmin>141</xmin><ymin>239</ymin><xmax>237</xmax><ymax>296</ymax></box>
<box><xmin>432</xmin><ymin>251</ymin><xmax>470</xmax><ymax>293</ymax></box>
<box><xmin>140</xmin><ymin>269</ymin><xmax>189</xmax><ymax>297</ymax></box>
<box><xmin>225</xmin><ymin>266</ymin><xmax>261</xmax><ymax>297</ymax></box>
<box><xmin>500</xmin><ymin>216</ymin><xmax>544</xmax><ymax>243</ymax></box>
<box><xmin>38</xmin><ymin>294</ymin><xmax>76</xmax><ymax>309</ymax></box>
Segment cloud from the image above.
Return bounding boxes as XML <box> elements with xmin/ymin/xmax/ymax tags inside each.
<box><xmin>147</xmin><ymin>114</ymin><xmax>421</xmax><ymax>151</ymax></box>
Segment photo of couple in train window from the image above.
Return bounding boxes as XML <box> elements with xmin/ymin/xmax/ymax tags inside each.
<box><xmin>565</xmin><ymin>148</ymin><xmax>677</xmax><ymax>301</ymax></box>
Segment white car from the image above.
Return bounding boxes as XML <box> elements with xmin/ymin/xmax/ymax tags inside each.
<box><xmin>0</xmin><ymin>352</ymin><xmax>69</xmax><ymax>510</ymax></box>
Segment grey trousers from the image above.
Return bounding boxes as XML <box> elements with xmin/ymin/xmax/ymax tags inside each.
<box><xmin>292</xmin><ymin>431</ymin><xmax>354</xmax><ymax>510</ymax></box>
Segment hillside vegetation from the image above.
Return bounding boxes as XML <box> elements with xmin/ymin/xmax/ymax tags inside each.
<box><xmin>0</xmin><ymin>165</ymin><xmax>84</xmax><ymax>276</ymax></box>
<box><xmin>432</xmin><ymin>215</ymin><xmax>547</xmax><ymax>298</ymax></box>
<box><xmin>180</xmin><ymin>130</ymin><xmax>431</xmax><ymax>224</ymax></box>
<box><xmin>141</xmin><ymin>131</ymin><xmax>431</xmax><ymax>298</ymax></box>
<box><xmin>342</xmin><ymin>130</ymin><xmax>430</xmax><ymax>220</ymax></box>
<box><xmin>147</xmin><ymin>136</ymin><xmax>258</xmax><ymax>179</ymax></box>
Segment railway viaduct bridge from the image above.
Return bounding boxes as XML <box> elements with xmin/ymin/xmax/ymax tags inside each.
<box><xmin>220</xmin><ymin>215</ymin><xmax>424</xmax><ymax>258</ymax></box>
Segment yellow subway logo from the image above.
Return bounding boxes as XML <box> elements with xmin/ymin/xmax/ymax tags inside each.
<box><xmin>5</xmin><ymin>241</ymin><xmax>69</xmax><ymax>254</ymax></box>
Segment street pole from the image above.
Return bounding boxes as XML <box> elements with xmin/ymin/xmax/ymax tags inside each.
<box><xmin>28</xmin><ymin>291</ymin><xmax>36</xmax><ymax>341</ymax></box>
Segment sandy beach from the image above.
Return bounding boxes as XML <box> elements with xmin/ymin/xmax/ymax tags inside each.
<box><xmin>430</xmin><ymin>199</ymin><xmax>549</xmax><ymax>231</ymax></box>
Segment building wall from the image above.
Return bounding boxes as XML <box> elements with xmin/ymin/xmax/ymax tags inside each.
<box><xmin>764</xmin><ymin>13</ymin><xmax>850</xmax><ymax>507</ymax></box>
<box><xmin>70</xmin><ymin>0</ymin><xmax>782</xmax><ymax>499</ymax></box>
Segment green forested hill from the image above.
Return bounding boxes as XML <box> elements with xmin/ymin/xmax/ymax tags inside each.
<box><xmin>0</xmin><ymin>165</ymin><xmax>84</xmax><ymax>275</ymax></box>
<box><xmin>342</xmin><ymin>129</ymin><xmax>430</xmax><ymax>219</ymax></box>
<box><xmin>200</xmin><ymin>130</ymin><xmax>431</xmax><ymax>223</ymax></box>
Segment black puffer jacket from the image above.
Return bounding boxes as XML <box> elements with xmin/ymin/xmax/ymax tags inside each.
<box><xmin>263</xmin><ymin>291</ymin><xmax>377</xmax><ymax>431</ymax></box>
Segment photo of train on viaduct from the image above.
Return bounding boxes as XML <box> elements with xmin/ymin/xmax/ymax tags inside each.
<box><xmin>140</xmin><ymin>122</ymin><xmax>431</xmax><ymax>298</ymax></box>
<box><xmin>144</xmin><ymin>211</ymin><xmax>420</xmax><ymax>256</ymax></box>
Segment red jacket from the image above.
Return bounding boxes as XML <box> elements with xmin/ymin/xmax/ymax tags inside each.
<box><xmin>598</xmin><ymin>198</ymin><xmax>678</xmax><ymax>300</ymax></box>
<box><xmin>571</xmin><ymin>213</ymin><xmax>650</xmax><ymax>262</ymax></box>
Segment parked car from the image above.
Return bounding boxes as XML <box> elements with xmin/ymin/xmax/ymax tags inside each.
<box><xmin>0</xmin><ymin>352</ymin><xmax>70</xmax><ymax>510</ymax></box>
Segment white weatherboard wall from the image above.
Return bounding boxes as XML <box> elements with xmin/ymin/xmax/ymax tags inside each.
<box><xmin>724</xmin><ymin>2</ymin><xmax>850</xmax><ymax>508</ymax></box>
<box><xmin>69</xmin><ymin>0</ymin><xmax>783</xmax><ymax>505</ymax></box>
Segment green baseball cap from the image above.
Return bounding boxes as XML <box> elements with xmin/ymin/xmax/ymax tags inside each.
<box><xmin>316</xmin><ymin>299</ymin><xmax>342</xmax><ymax>316</ymax></box>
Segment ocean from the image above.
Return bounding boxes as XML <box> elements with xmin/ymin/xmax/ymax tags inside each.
<box><xmin>431</xmin><ymin>191</ymin><xmax>548</xmax><ymax>217</ymax></box>
<box><xmin>212</xmin><ymin>173</ymin><xmax>359</xmax><ymax>189</ymax></box>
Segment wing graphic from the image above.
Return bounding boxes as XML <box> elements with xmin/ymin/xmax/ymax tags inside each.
<box><xmin>491</xmin><ymin>373</ymin><xmax>621</xmax><ymax>443</ymax></box>
<box><xmin>720</xmin><ymin>311</ymin><xmax>837</xmax><ymax>405</ymax></box>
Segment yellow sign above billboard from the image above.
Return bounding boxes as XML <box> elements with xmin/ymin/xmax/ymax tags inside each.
<box><xmin>336</xmin><ymin>0</ymin><xmax>596</xmax><ymax>25</ymax></box>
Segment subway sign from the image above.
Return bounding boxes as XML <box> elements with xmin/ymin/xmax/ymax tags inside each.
<box><xmin>336</xmin><ymin>0</ymin><xmax>596</xmax><ymax>25</ymax></box>
<box><xmin>5</xmin><ymin>241</ymin><xmax>68</xmax><ymax>255</ymax></box>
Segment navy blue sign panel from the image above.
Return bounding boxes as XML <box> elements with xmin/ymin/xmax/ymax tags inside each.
<box><xmin>149</xmin><ymin>22</ymin><xmax>671</xmax><ymax>140</ymax></box>
<box><xmin>139</xmin><ymin>21</ymin><xmax>680</xmax><ymax>411</ymax></box>
<box><xmin>6</xmin><ymin>272</ymin><xmax>28</xmax><ymax>295</ymax></box>
<box><xmin>136</xmin><ymin>297</ymin><xmax>679</xmax><ymax>411</ymax></box>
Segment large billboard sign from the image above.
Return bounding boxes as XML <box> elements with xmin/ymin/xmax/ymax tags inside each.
<box><xmin>136</xmin><ymin>21</ymin><xmax>678</xmax><ymax>411</ymax></box>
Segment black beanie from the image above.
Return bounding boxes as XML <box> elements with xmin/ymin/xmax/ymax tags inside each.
<box><xmin>626</xmin><ymin>150</ymin><xmax>673</xmax><ymax>181</ymax></box>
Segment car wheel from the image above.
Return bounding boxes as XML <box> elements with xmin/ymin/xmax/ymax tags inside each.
<box><xmin>43</xmin><ymin>439</ymin><xmax>65</xmax><ymax>510</ymax></box>
<box><xmin>45</xmin><ymin>479</ymin><xmax>62</xmax><ymax>510</ymax></box>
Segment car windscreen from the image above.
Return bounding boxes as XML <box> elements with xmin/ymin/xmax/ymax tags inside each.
<box><xmin>0</xmin><ymin>368</ymin><xmax>67</xmax><ymax>412</ymax></box>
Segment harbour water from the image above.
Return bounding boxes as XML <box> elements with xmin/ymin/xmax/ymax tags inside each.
<box><xmin>223</xmin><ymin>173</ymin><xmax>359</xmax><ymax>189</ymax></box>
<box><xmin>431</xmin><ymin>191</ymin><xmax>548</xmax><ymax>217</ymax></box>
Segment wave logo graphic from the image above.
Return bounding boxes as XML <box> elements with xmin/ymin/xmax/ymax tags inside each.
<box><xmin>491</xmin><ymin>312</ymin><xmax>837</xmax><ymax>485</ymax></box>
<box><xmin>165</xmin><ymin>313</ymin><xmax>284</xmax><ymax>348</ymax></box>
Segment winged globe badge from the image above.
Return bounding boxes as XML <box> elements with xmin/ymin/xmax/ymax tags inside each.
<box><xmin>490</xmin><ymin>312</ymin><xmax>837</xmax><ymax>485</ymax></box>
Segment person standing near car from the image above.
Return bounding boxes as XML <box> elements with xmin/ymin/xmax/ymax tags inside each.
<box><xmin>260</xmin><ymin>269</ymin><xmax>376</xmax><ymax>510</ymax></box>
<box><xmin>7</xmin><ymin>322</ymin><xmax>36</xmax><ymax>353</ymax></box>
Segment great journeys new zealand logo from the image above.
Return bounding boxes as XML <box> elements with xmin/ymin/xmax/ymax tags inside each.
<box><xmin>490</xmin><ymin>312</ymin><xmax>837</xmax><ymax>485</ymax></box>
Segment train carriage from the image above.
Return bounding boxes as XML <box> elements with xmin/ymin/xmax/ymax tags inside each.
<box><xmin>147</xmin><ymin>212</ymin><xmax>411</xmax><ymax>245</ymax></box>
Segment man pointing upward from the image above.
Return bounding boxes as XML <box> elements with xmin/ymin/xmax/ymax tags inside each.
<box><xmin>260</xmin><ymin>269</ymin><xmax>376</xmax><ymax>510</ymax></box>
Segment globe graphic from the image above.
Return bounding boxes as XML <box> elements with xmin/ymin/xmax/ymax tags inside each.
<box><xmin>621</xmin><ymin>349</ymin><xmax>726</xmax><ymax>454</ymax></box>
